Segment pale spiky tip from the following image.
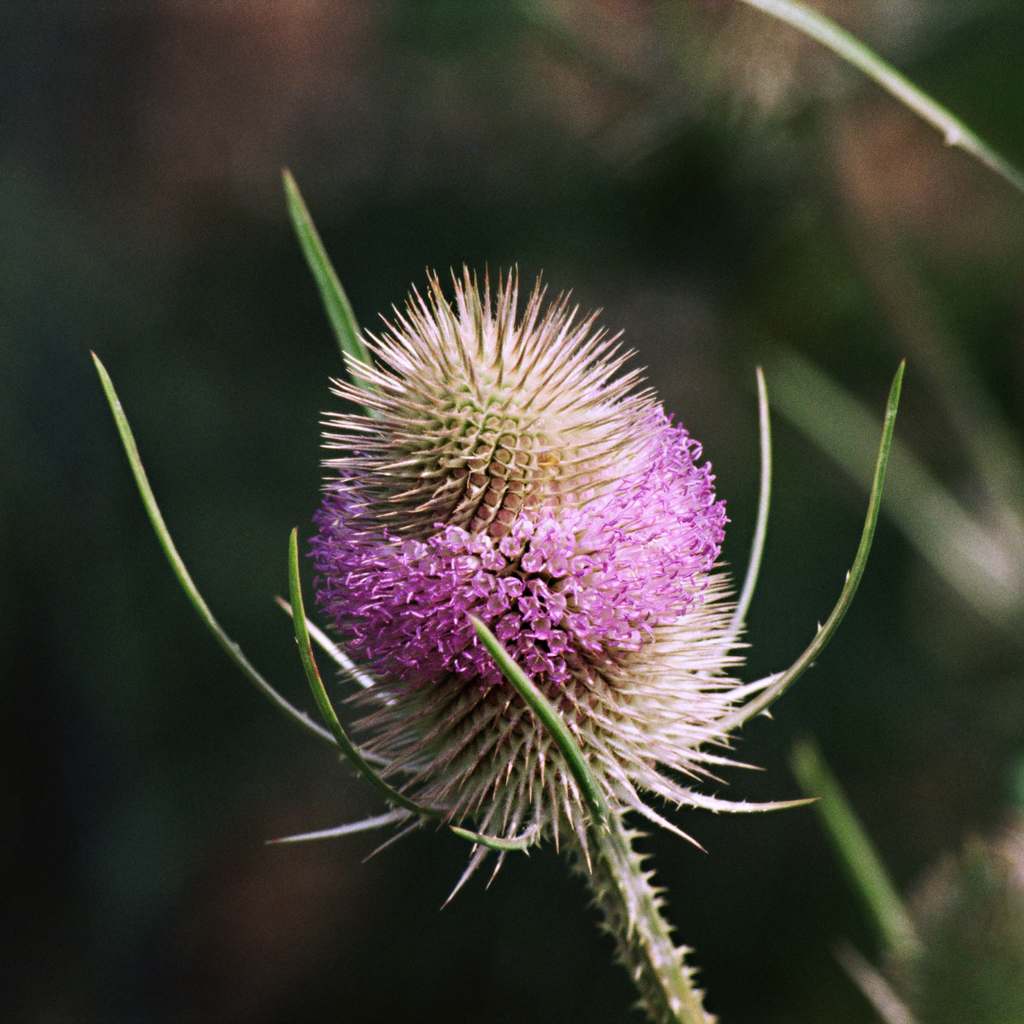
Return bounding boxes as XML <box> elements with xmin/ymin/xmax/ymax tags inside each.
<box><xmin>311</xmin><ymin>269</ymin><xmax>744</xmax><ymax>846</ymax></box>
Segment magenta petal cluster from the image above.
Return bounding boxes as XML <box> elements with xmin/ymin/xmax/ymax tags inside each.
<box><xmin>316</xmin><ymin>413</ymin><xmax>722</xmax><ymax>688</ymax></box>
<box><xmin>312</xmin><ymin>271</ymin><xmax>743</xmax><ymax>843</ymax></box>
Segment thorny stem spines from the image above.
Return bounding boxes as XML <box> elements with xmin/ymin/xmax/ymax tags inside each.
<box><xmin>576</xmin><ymin>815</ymin><xmax>715</xmax><ymax>1024</ymax></box>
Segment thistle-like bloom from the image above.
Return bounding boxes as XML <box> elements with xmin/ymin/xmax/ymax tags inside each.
<box><xmin>94</xmin><ymin>219</ymin><xmax>895</xmax><ymax>1023</ymax></box>
<box><xmin>312</xmin><ymin>271</ymin><xmax>745</xmax><ymax>848</ymax></box>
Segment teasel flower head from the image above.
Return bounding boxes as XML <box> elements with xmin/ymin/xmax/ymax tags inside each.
<box><xmin>311</xmin><ymin>270</ymin><xmax>745</xmax><ymax>850</ymax></box>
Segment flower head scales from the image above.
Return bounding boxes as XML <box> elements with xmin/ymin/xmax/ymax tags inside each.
<box><xmin>312</xmin><ymin>271</ymin><xmax>745</xmax><ymax>846</ymax></box>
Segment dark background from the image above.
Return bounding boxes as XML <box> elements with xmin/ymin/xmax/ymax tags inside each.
<box><xmin>3</xmin><ymin>1</ymin><xmax>1024</xmax><ymax>1021</ymax></box>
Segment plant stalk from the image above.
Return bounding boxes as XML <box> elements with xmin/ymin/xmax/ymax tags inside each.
<box><xmin>580</xmin><ymin>814</ymin><xmax>715</xmax><ymax>1024</ymax></box>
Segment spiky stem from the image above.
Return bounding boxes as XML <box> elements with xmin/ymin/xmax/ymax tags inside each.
<box><xmin>578</xmin><ymin>815</ymin><xmax>715</xmax><ymax>1024</ymax></box>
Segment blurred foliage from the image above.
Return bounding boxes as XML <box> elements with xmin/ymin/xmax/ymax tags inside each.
<box><xmin>2</xmin><ymin>1</ymin><xmax>1024</xmax><ymax>1022</ymax></box>
<box><xmin>895</xmin><ymin>829</ymin><xmax>1024</xmax><ymax>1024</ymax></box>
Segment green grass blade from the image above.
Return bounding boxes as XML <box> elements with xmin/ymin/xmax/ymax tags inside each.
<box><xmin>92</xmin><ymin>352</ymin><xmax>336</xmax><ymax>747</ymax></box>
<box><xmin>282</xmin><ymin>169</ymin><xmax>379</xmax><ymax>408</ymax></box>
<box><xmin>721</xmin><ymin>361</ymin><xmax>904</xmax><ymax>729</ymax></box>
<box><xmin>792</xmin><ymin>737</ymin><xmax>921</xmax><ymax>956</ymax></box>
<box><xmin>471</xmin><ymin>616</ymin><xmax>609</xmax><ymax>830</ymax></box>
<box><xmin>737</xmin><ymin>0</ymin><xmax>1024</xmax><ymax>196</ymax></box>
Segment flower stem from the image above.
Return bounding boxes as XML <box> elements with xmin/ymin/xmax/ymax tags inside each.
<box><xmin>581</xmin><ymin>814</ymin><xmax>715</xmax><ymax>1024</ymax></box>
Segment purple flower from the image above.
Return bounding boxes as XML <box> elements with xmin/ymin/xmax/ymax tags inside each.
<box><xmin>312</xmin><ymin>271</ymin><xmax>743</xmax><ymax>844</ymax></box>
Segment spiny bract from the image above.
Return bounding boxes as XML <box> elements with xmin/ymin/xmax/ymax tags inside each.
<box><xmin>312</xmin><ymin>270</ymin><xmax>745</xmax><ymax>850</ymax></box>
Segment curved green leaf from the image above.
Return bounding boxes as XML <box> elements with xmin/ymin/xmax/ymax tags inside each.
<box><xmin>722</xmin><ymin>361</ymin><xmax>904</xmax><ymax>729</ymax></box>
<box><xmin>282</xmin><ymin>169</ymin><xmax>380</xmax><ymax>409</ymax></box>
<box><xmin>287</xmin><ymin>528</ymin><xmax>440</xmax><ymax>818</ymax></box>
<box><xmin>470</xmin><ymin>616</ymin><xmax>609</xmax><ymax>831</ymax></box>
<box><xmin>729</xmin><ymin>366</ymin><xmax>772</xmax><ymax>641</ymax></box>
<box><xmin>92</xmin><ymin>352</ymin><xmax>336</xmax><ymax>747</ymax></box>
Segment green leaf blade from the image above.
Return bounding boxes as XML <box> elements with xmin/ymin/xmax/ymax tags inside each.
<box><xmin>282</xmin><ymin>169</ymin><xmax>380</xmax><ymax>410</ymax></box>
<box><xmin>92</xmin><ymin>351</ymin><xmax>336</xmax><ymax>747</ymax></box>
<box><xmin>286</xmin><ymin>528</ymin><xmax>442</xmax><ymax>820</ymax></box>
<box><xmin>470</xmin><ymin>616</ymin><xmax>609</xmax><ymax>830</ymax></box>
<box><xmin>723</xmin><ymin>361</ymin><xmax>904</xmax><ymax>729</ymax></box>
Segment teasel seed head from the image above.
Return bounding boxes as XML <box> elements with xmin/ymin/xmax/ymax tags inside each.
<box><xmin>312</xmin><ymin>270</ymin><xmax>744</xmax><ymax>850</ymax></box>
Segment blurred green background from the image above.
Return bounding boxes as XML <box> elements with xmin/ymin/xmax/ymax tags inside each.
<box><xmin>3</xmin><ymin>1</ymin><xmax>1024</xmax><ymax>1021</ymax></box>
